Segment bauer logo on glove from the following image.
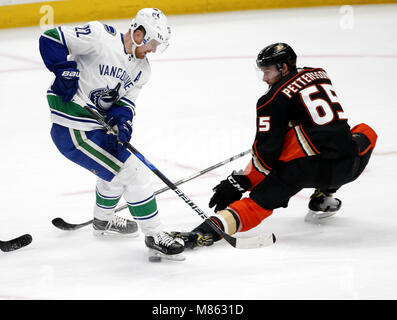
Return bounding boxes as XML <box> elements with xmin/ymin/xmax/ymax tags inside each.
<box><xmin>60</xmin><ymin>70</ymin><xmax>80</xmax><ymax>79</ymax></box>
<box><xmin>51</xmin><ymin>60</ymin><xmax>80</xmax><ymax>102</ymax></box>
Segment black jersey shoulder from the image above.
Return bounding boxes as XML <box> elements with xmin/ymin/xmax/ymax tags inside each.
<box><xmin>256</xmin><ymin>67</ymin><xmax>328</xmax><ymax>111</ymax></box>
<box><xmin>256</xmin><ymin>71</ymin><xmax>297</xmax><ymax>108</ymax></box>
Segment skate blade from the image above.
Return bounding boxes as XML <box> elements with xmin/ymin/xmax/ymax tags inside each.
<box><xmin>93</xmin><ymin>229</ymin><xmax>140</xmax><ymax>238</ymax></box>
<box><xmin>304</xmin><ymin>210</ymin><xmax>338</xmax><ymax>223</ymax></box>
<box><xmin>148</xmin><ymin>249</ymin><xmax>186</xmax><ymax>262</ymax></box>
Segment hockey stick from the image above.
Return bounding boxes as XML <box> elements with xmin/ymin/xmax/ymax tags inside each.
<box><xmin>52</xmin><ymin>149</ymin><xmax>251</xmax><ymax>231</ymax></box>
<box><xmin>81</xmin><ymin>105</ymin><xmax>275</xmax><ymax>249</ymax></box>
<box><xmin>117</xmin><ymin>149</ymin><xmax>251</xmax><ymax>213</ymax></box>
<box><xmin>0</xmin><ymin>234</ymin><xmax>32</xmax><ymax>252</ymax></box>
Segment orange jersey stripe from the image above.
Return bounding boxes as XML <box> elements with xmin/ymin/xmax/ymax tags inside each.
<box><xmin>243</xmin><ymin>160</ymin><xmax>266</xmax><ymax>188</ymax></box>
<box><xmin>253</xmin><ymin>140</ymin><xmax>273</xmax><ymax>170</ymax></box>
<box><xmin>278</xmin><ymin>127</ymin><xmax>306</xmax><ymax>162</ymax></box>
<box><xmin>298</xmin><ymin>125</ymin><xmax>320</xmax><ymax>154</ymax></box>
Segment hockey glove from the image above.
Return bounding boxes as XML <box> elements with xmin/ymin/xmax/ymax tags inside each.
<box><xmin>104</xmin><ymin>132</ymin><xmax>122</xmax><ymax>154</ymax></box>
<box><xmin>208</xmin><ymin>170</ymin><xmax>252</xmax><ymax>212</ymax></box>
<box><xmin>51</xmin><ymin>61</ymin><xmax>80</xmax><ymax>103</ymax></box>
<box><xmin>106</xmin><ymin>105</ymin><xmax>133</xmax><ymax>144</ymax></box>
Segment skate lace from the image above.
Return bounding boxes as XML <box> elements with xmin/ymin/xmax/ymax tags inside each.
<box><xmin>112</xmin><ymin>215</ymin><xmax>128</xmax><ymax>228</ymax></box>
<box><xmin>156</xmin><ymin>232</ymin><xmax>175</xmax><ymax>247</ymax></box>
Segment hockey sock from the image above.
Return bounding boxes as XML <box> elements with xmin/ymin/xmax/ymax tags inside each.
<box><xmin>192</xmin><ymin>209</ymin><xmax>241</xmax><ymax>242</ymax></box>
<box><xmin>127</xmin><ymin>194</ymin><xmax>163</xmax><ymax>235</ymax></box>
<box><xmin>211</xmin><ymin>210</ymin><xmax>240</xmax><ymax>235</ymax></box>
<box><xmin>228</xmin><ymin>198</ymin><xmax>273</xmax><ymax>232</ymax></box>
<box><xmin>96</xmin><ymin>188</ymin><xmax>121</xmax><ymax>209</ymax></box>
<box><xmin>94</xmin><ymin>188</ymin><xmax>121</xmax><ymax>220</ymax></box>
<box><xmin>128</xmin><ymin>194</ymin><xmax>157</xmax><ymax>219</ymax></box>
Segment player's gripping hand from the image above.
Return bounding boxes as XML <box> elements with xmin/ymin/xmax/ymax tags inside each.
<box><xmin>208</xmin><ymin>170</ymin><xmax>252</xmax><ymax>212</ymax></box>
<box><xmin>51</xmin><ymin>61</ymin><xmax>80</xmax><ymax>103</ymax></box>
<box><xmin>104</xmin><ymin>133</ymin><xmax>122</xmax><ymax>154</ymax></box>
<box><xmin>107</xmin><ymin>105</ymin><xmax>133</xmax><ymax>144</ymax></box>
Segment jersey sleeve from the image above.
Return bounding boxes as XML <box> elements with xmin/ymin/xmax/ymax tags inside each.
<box><xmin>39</xmin><ymin>27</ymin><xmax>69</xmax><ymax>71</ymax></box>
<box><xmin>59</xmin><ymin>21</ymin><xmax>103</xmax><ymax>56</ymax></box>
<box><xmin>114</xmin><ymin>95</ymin><xmax>136</xmax><ymax>118</ymax></box>
<box><xmin>248</xmin><ymin>92</ymin><xmax>290</xmax><ymax>181</ymax></box>
<box><xmin>39</xmin><ymin>21</ymin><xmax>103</xmax><ymax>71</ymax></box>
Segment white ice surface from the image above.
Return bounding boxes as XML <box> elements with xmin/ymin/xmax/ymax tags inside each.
<box><xmin>0</xmin><ymin>4</ymin><xmax>396</xmax><ymax>300</ymax></box>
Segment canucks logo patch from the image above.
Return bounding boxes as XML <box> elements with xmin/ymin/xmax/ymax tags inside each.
<box><xmin>103</xmin><ymin>24</ymin><xmax>116</xmax><ymax>36</ymax></box>
<box><xmin>89</xmin><ymin>83</ymin><xmax>121</xmax><ymax>111</ymax></box>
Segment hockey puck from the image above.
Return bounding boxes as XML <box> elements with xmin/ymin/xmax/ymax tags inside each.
<box><xmin>148</xmin><ymin>255</ymin><xmax>162</xmax><ymax>262</ymax></box>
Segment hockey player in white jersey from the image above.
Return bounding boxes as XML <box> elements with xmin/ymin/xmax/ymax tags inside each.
<box><xmin>39</xmin><ymin>8</ymin><xmax>184</xmax><ymax>260</ymax></box>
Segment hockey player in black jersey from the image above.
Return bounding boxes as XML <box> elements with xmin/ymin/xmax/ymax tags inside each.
<box><xmin>173</xmin><ymin>43</ymin><xmax>377</xmax><ymax>248</ymax></box>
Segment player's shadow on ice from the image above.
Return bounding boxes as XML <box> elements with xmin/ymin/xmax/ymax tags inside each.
<box><xmin>274</xmin><ymin>216</ymin><xmax>397</xmax><ymax>249</ymax></box>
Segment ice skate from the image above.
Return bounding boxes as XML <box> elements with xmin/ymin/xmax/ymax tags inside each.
<box><xmin>145</xmin><ymin>232</ymin><xmax>185</xmax><ymax>262</ymax></box>
<box><xmin>169</xmin><ymin>231</ymin><xmax>214</xmax><ymax>249</ymax></box>
<box><xmin>304</xmin><ymin>189</ymin><xmax>342</xmax><ymax>223</ymax></box>
<box><xmin>93</xmin><ymin>215</ymin><xmax>139</xmax><ymax>237</ymax></box>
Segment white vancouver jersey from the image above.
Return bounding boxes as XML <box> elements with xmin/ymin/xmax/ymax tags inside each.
<box><xmin>43</xmin><ymin>21</ymin><xmax>151</xmax><ymax>131</ymax></box>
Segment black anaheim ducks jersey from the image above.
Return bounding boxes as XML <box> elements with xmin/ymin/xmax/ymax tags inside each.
<box><xmin>251</xmin><ymin>67</ymin><xmax>356</xmax><ymax>176</ymax></box>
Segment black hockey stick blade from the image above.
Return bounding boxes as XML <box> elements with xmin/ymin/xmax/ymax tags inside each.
<box><xmin>0</xmin><ymin>234</ymin><xmax>33</xmax><ymax>252</ymax></box>
<box><xmin>52</xmin><ymin>217</ymin><xmax>93</xmax><ymax>231</ymax></box>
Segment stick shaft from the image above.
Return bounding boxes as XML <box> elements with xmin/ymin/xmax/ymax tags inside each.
<box><xmin>83</xmin><ymin>106</ymin><xmax>238</xmax><ymax>246</ymax></box>
<box><xmin>52</xmin><ymin>149</ymin><xmax>249</xmax><ymax>230</ymax></box>
<box><xmin>115</xmin><ymin>149</ymin><xmax>250</xmax><ymax>213</ymax></box>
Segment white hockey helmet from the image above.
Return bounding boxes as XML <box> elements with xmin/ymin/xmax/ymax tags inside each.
<box><xmin>130</xmin><ymin>8</ymin><xmax>171</xmax><ymax>53</ymax></box>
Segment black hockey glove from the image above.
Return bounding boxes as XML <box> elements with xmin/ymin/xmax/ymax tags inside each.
<box><xmin>51</xmin><ymin>61</ymin><xmax>80</xmax><ymax>103</ymax></box>
<box><xmin>208</xmin><ymin>170</ymin><xmax>252</xmax><ymax>212</ymax></box>
<box><xmin>170</xmin><ymin>231</ymin><xmax>214</xmax><ymax>249</ymax></box>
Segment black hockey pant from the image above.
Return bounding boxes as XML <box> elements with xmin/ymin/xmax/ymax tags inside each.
<box><xmin>250</xmin><ymin>136</ymin><xmax>374</xmax><ymax>210</ymax></box>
